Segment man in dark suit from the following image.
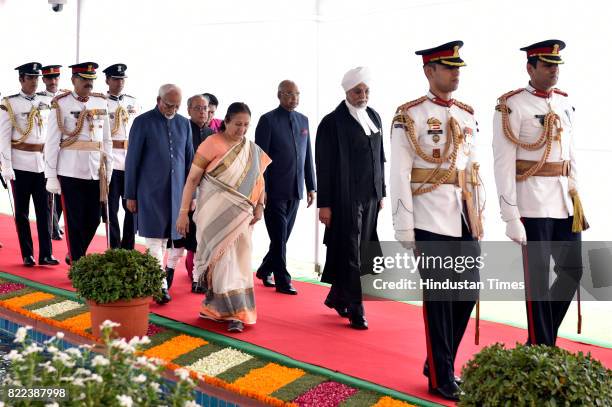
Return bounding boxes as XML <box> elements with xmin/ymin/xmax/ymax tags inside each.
<box><xmin>255</xmin><ymin>80</ymin><xmax>316</xmax><ymax>295</ymax></box>
<box><xmin>315</xmin><ymin>67</ymin><xmax>385</xmax><ymax>330</ymax></box>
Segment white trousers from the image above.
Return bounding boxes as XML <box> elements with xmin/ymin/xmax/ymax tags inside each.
<box><xmin>144</xmin><ymin>238</ymin><xmax>185</xmax><ymax>290</ymax></box>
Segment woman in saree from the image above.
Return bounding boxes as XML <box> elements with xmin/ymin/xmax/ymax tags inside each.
<box><xmin>176</xmin><ymin>102</ymin><xmax>270</xmax><ymax>332</ymax></box>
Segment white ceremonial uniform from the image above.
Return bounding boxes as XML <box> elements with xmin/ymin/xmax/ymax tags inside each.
<box><xmin>45</xmin><ymin>92</ymin><xmax>113</xmax><ymax>181</ymax></box>
<box><xmin>492</xmin><ymin>84</ymin><xmax>576</xmax><ymax>221</ymax></box>
<box><xmin>391</xmin><ymin>92</ymin><xmax>482</xmax><ymax>238</ymax></box>
<box><xmin>107</xmin><ymin>93</ymin><xmax>140</xmax><ymax>171</ymax></box>
<box><xmin>0</xmin><ymin>92</ymin><xmax>51</xmax><ymax>173</ymax></box>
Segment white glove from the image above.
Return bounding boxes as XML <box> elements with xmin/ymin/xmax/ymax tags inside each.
<box><xmin>46</xmin><ymin>177</ymin><xmax>61</xmax><ymax>195</ymax></box>
<box><xmin>395</xmin><ymin>229</ymin><xmax>416</xmax><ymax>250</ymax></box>
<box><xmin>505</xmin><ymin>219</ymin><xmax>527</xmax><ymax>245</ymax></box>
<box><xmin>1</xmin><ymin>167</ymin><xmax>15</xmax><ymax>184</ymax></box>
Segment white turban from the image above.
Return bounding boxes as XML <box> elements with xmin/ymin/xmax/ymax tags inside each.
<box><xmin>341</xmin><ymin>66</ymin><xmax>371</xmax><ymax>92</ymax></box>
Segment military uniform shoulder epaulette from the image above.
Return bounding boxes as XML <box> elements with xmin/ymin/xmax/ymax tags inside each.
<box><xmin>395</xmin><ymin>96</ymin><xmax>427</xmax><ymax>115</ymax></box>
<box><xmin>36</xmin><ymin>91</ymin><xmax>46</xmax><ymax>96</ymax></box>
<box><xmin>51</xmin><ymin>91</ymin><xmax>72</xmax><ymax>107</ymax></box>
<box><xmin>495</xmin><ymin>88</ymin><xmax>525</xmax><ymax>112</ymax></box>
<box><xmin>123</xmin><ymin>94</ymin><xmax>136</xmax><ymax>99</ymax></box>
<box><xmin>392</xmin><ymin>97</ymin><xmax>426</xmax><ymax>130</ymax></box>
<box><xmin>553</xmin><ymin>88</ymin><xmax>568</xmax><ymax>97</ymax></box>
<box><xmin>91</xmin><ymin>92</ymin><xmax>107</xmax><ymax>99</ymax></box>
<box><xmin>7</xmin><ymin>94</ymin><xmax>19</xmax><ymax>99</ymax></box>
<box><xmin>453</xmin><ymin>99</ymin><xmax>474</xmax><ymax>115</ymax></box>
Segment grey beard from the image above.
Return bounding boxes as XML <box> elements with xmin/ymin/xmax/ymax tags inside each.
<box><xmin>165</xmin><ymin>113</ymin><xmax>176</xmax><ymax>120</ymax></box>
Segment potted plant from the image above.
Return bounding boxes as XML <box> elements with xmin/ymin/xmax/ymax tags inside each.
<box><xmin>459</xmin><ymin>343</ymin><xmax>612</xmax><ymax>406</ymax></box>
<box><xmin>69</xmin><ymin>249</ymin><xmax>164</xmax><ymax>339</ymax></box>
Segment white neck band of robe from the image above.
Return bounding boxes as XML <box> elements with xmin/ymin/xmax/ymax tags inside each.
<box><xmin>344</xmin><ymin>100</ymin><xmax>379</xmax><ymax>136</ymax></box>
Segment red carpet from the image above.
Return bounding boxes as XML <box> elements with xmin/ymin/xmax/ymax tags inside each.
<box><xmin>0</xmin><ymin>214</ymin><xmax>610</xmax><ymax>406</ymax></box>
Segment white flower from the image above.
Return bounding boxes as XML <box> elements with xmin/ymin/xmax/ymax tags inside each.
<box><xmin>139</xmin><ymin>336</ymin><xmax>151</xmax><ymax>345</ymax></box>
<box><xmin>23</xmin><ymin>343</ymin><xmax>43</xmax><ymax>355</ymax></box>
<box><xmin>66</xmin><ymin>348</ymin><xmax>82</xmax><ymax>358</ymax></box>
<box><xmin>75</xmin><ymin>368</ymin><xmax>91</xmax><ymax>376</ymax></box>
<box><xmin>149</xmin><ymin>382</ymin><xmax>161</xmax><ymax>392</ymax></box>
<box><xmin>55</xmin><ymin>332</ymin><xmax>65</xmax><ymax>339</ymax></box>
<box><xmin>14</xmin><ymin>326</ymin><xmax>31</xmax><ymax>343</ymax></box>
<box><xmin>5</xmin><ymin>350</ymin><xmax>24</xmax><ymax>362</ymax></box>
<box><xmin>79</xmin><ymin>344</ymin><xmax>93</xmax><ymax>350</ymax></box>
<box><xmin>47</xmin><ymin>345</ymin><xmax>59</xmax><ymax>354</ymax></box>
<box><xmin>45</xmin><ymin>403</ymin><xmax>59</xmax><ymax>407</ymax></box>
<box><xmin>175</xmin><ymin>368</ymin><xmax>189</xmax><ymax>381</ymax></box>
<box><xmin>100</xmin><ymin>320</ymin><xmax>121</xmax><ymax>329</ymax></box>
<box><xmin>133</xmin><ymin>374</ymin><xmax>146</xmax><ymax>383</ymax></box>
<box><xmin>45</xmin><ymin>365</ymin><xmax>57</xmax><ymax>373</ymax></box>
<box><xmin>117</xmin><ymin>394</ymin><xmax>133</xmax><ymax>407</ymax></box>
<box><xmin>73</xmin><ymin>378</ymin><xmax>84</xmax><ymax>386</ymax></box>
<box><xmin>89</xmin><ymin>373</ymin><xmax>103</xmax><ymax>383</ymax></box>
<box><xmin>91</xmin><ymin>355</ymin><xmax>110</xmax><ymax>367</ymax></box>
<box><xmin>184</xmin><ymin>401</ymin><xmax>200</xmax><ymax>407</ymax></box>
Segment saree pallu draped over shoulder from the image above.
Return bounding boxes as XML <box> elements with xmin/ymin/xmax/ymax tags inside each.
<box><xmin>194</xmin><ymin>138</ymin><xmax>270</xmax><ymax>324</ymax></box>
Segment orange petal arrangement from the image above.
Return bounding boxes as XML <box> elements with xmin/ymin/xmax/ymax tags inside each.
<box><xmin>0</xmin><ymin>279</ymin><xmax>417</xmax><ymax>407</ymax></box>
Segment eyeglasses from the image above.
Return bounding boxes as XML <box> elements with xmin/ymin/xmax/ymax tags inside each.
<box><xmin>280</xmin><ymin>92</ymin><xmax>300</xmax><ymax>98</ymax></box>
<box><xmin>190</xmin><ymin>106</ymin><xmax>208</xmax><ymax>112</ymax></box>
<box><xmin>161</xmin><ymin>98</ymin><xmax>180</xmax><ymax>110</ymax></box>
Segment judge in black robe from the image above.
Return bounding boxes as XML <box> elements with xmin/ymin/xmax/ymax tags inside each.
<box><xmin>315</xmin><ymin>67</ymin><xmax>385</xmax><ymax>330</ymax></box>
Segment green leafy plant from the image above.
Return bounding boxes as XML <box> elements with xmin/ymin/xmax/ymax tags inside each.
<box><xmin>2</xmin><ymin>322</ymin><xmax>198</xmax><ymax>406</ymax></box>
<box><xmin>69</xmin><ymin>249</ymin><xmax>164</xmax><ymax>304</ymax></box>
<box><xmin>459</xmin><ymin>343</ymin><xmax>612</xmax><ymax>407</ymax></box>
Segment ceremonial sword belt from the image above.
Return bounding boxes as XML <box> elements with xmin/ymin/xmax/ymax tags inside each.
<box><xmin>112</xmin><ymin>139</ymin><xmax>128</xmax><ymax>149</ymax></box>
<box><xmin>515</xmin><ymin>160</ymin><xmax>570</xmax><ymax>177</ymax></box>
<box><xmin>11</xmin><ymin>142</ymin><xmax>44</xmax><ymax>152</ymax></box>
<box><xmin>60</xmin><ymin>140</ymin><xmax>109</xmax><ymax>203</ymax></box>
<box><xmin>410</xmin><ymin>166</ymin><xmax>483</xmax><ymax>239</ymax></box>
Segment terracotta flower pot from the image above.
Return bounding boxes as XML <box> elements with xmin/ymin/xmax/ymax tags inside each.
<box><xmin>87</xmin><ymin>297</ymin><xmax>152</xmax><ymax>339</ymax></box>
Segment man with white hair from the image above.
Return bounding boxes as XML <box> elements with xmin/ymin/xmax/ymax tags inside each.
<box><xmin>315</xmin><ymin>67</ymin><xmax>385</xmax><ymax>330</ymax></box>
<box><xmin>125</xmin><ymin>84</ymin><xmax>193</xmax><ymax>304</ymax></box>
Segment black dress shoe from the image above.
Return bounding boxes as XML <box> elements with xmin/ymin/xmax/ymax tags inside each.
<box><xmin>275</xmin><ymin>285</ymin><xmax>297</xmax><ymax>295</ymax></box>
<box><xmin>23</xmin><ymin>256</ymin><xmax>36</xmax><ymax>267</ymax></box>
<box><xmin>191</xmin><ymin>282</ymin><xmax>206</xmax><ymax>294</ymax></box>
<box><xmin>39</xmin><ymin>256</ymin><xmax>60</xmax><ymax>266</ymax></box>
<box><xmin>324</xmin><ymin>298</ymin><xmax>349</xmax><ymax>318</ymax></box>
<box><xmin>51</xmin><ymin>234</ymin><xmax>63</xmax><ymax>241</ymax></box>
<box><xmin>349</xmin><ymin>315</ymin><xmax>368</xmax><ymax>330</ymax></box>
<box><xmin>256</xmin><ymin>271</ymin><xmax>275</xmax><ymax>287</ymax></box>
<box><xmin>165</xmin><ymin>267</ymin><xmax>175</xmax><ymax>289</ymax></box>
<box><xmin>156</xmin><ymin>289</ymin><xmax>171</xmax><ymax>305</ymax></box>
<box><xmin>65</xmin><ymin>255</ymin><xmax>71</xmax><ymax>266</ymax></box>
<box><xmin>428</xmin><ymin>381</ymin><xmax>464</xmax><ymax>402</ymax></box>
<box><xmin>423</xmin><ymin>362</ymin><xmax>462</xmax><ymax>385</ymax></box>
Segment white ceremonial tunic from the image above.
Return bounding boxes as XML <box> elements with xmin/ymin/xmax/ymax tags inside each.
<box><xmin>0</xmin><ymin>91</ymin><xmax>51</xmax><ymax>173</ymax></box>
<box><xmin>492</xmin><ymin>84</ymin><xmax>576</xmax><ymax>221</ymax></box>
<box><xmin>107</xmin><ymin>93</ymin><xmax>140</xmax><ymax>171</ymax></box>
<box><xmin>44</xmin><ymin>92</ymin><xmax>113</xmax><ymax>181</ymax></box>
<box><xmin>391</xmin><ymin>92</ymin><xmax>481</xmax><ymax>238</ymax></box>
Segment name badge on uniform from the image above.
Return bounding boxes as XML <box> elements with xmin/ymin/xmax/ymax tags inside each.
<box><xmin>427</xmin><ymin>117</ymin><xmax>443</xmax><ymax>140</ymax></box>
<box><xmin>534</xmin><ymin>114</ymin><xmax>545</xmax><ymax>126</ymax></box>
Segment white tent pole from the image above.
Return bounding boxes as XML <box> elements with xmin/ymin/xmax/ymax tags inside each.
<box><xmin>75</xmin><ymin>0</ymin><xmax>82</xmax><ymax>63</ymax></box>
<box><xmin>313</xmin><ymin>0</ymin><xmax>321</xmax><ymax>276</ymax></box>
